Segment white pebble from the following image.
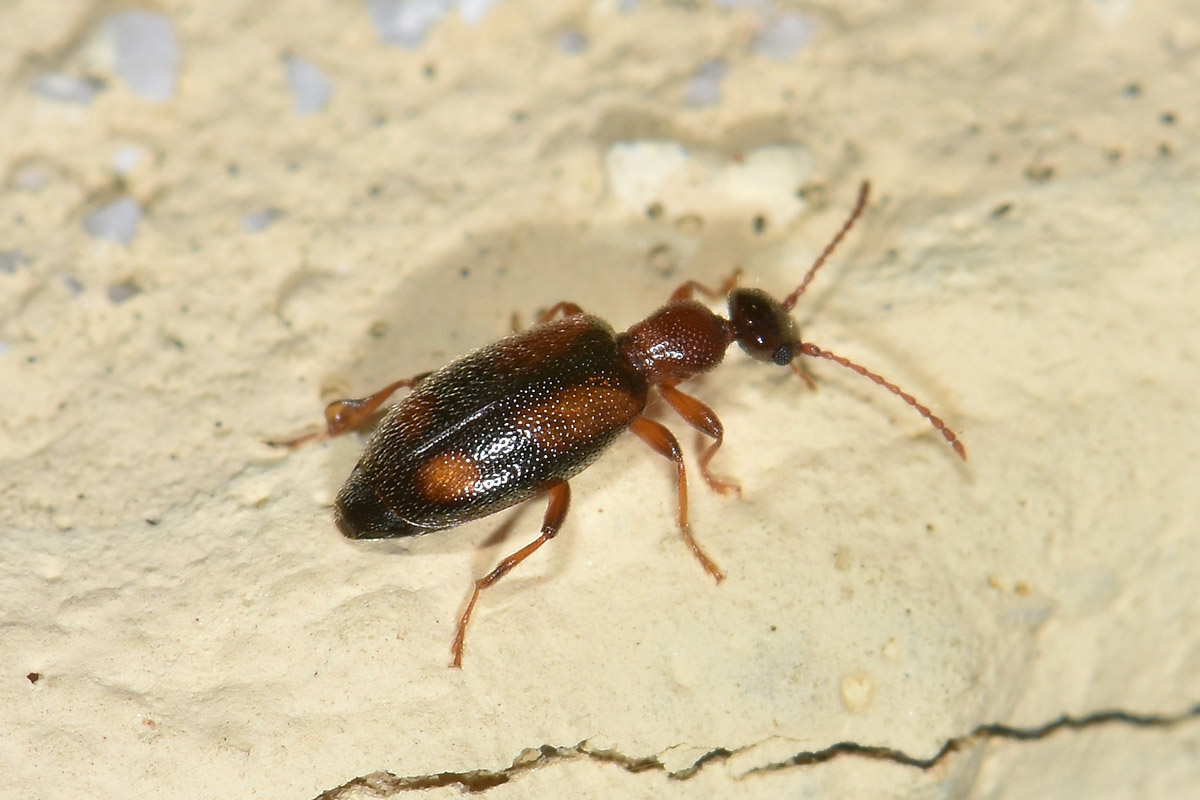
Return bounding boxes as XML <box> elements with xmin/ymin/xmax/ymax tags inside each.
<box><xmin>458</xmin><ymin>0</ymin><xmax>504</xmax><ymax>24</ymax></box>
<box><xmin>111</xmin><ymin>145</ymin><xmax>145</xmax><ymax>175</ymax></box>
<box><xmin>605</xmin><ymin>140</ymin><xmax>690</xmax><ymax>210</ymax></box>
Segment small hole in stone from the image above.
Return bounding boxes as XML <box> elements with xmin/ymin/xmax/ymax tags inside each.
<box><xmin>647</xmin><ymin>243</ymin><xmax>675</xmax><ymax>277</ymax></box>
<box><xmin>107</xmin><ymin>278</ymin><xmax>142</xmax><ymax>304</ymax></box>
<box><xmin>1023</xmin><ymin>163</ymin><xmax>1055</xmax><ymax>182</ymax></box>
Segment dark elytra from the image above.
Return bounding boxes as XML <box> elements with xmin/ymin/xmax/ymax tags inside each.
<box><xmin>333</xmin><ymin>315</ymin><xmax>646</xmax><ymax>538</ymax></box>
<box><xmin>272</xmin><ymin>181</ymin><xmax>966</xmax><ymax>667</ymax></box>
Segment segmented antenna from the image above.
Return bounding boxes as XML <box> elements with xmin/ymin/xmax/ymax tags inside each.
<box><xmin>798</xmin><ymin>342</ymin><xmax>967</xmax><ymax>460</ymax></box>
<box><xmin>782</xmin><ymin>181</ymin><xmax>871</xmax><ymax>311</ymax></box>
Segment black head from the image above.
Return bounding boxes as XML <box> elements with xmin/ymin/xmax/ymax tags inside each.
<box><xmin>727</xmin><ymin>181</ymin><xmax>872</xmax><ymax>368</ymax></box>
<box><xmin>720</xmin><ymin>181</ymin><xmax>967</xmax><ymax>461</ymax></box>
<box><xmin>728</xmin><ymin>288</ymin><xmax>800</xmax><ymax>366</ymax></box>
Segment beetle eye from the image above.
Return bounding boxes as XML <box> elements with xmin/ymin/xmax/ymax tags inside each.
<box><xmin>771</xmin><ymin>344</ymin><xmax>793</xmax><ymax>365</ymax></box>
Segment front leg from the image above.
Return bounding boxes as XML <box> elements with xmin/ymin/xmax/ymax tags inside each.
<box><xmin>669</xmin><ymin>267</ymin><xmax>742</xmax><ymax>302</ymax></box>
<box><xmin>657</xmin><ymin>381</ymin><xmax>742</xmax><ymax>498</ymax></box>
<box><xmin>629</xmin><ymin>417</ymin><xmax>725</xmax><ymax>582</ymax></box>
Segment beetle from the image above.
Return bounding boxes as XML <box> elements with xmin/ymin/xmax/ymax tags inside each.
<box><xmin>274</xmin><ymin>181</ymin><xmax>966</xmax><ymax>667</ymax></box>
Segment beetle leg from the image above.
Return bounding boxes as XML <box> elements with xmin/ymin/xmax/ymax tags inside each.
<box><xmin>450</xmin><ymin>480</ymin><xmax>571</xmax><ymax>668</ymax></box>
<box><xmin>510</xmin><ymin>302</ymin><xmax>585</xmax><ymax>333</ymax></box>
<box><xmin>537</xmin><ymin>301</ymin><xmax>585</xmax><ymax>323</ymax></box>
<box><xmin>789</xmin><ymin>359</ymin><xmax>818</xmax><ymax>391</ymax></box>
<box><xmin>668</xmin><ymin>267</ymin><xmax>742</xmax><ymax>302</ymax></box>
<box><xmin>657</xmin><ymin>382</ymin><xmax>742</xmax><ymax>498</ymax></box>
<box><xmin>629</xmin><ymin>417</ymin><xmax>725</xmax><ymax>583</ymax></box>
<box><xmin>268</xmin><ymin>372</ymin><xmax>431</xmax><ymax>449</ymax></box>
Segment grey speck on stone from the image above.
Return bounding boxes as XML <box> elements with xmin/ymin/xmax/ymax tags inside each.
<box><xmin>557</xmin><ymin>30</ymin><xmax>588</xmax><ymax>54</ymax></box>
<box><xmin>84</xmin><ymin>197</ymin><xmax>141</xmax><ymax>244</ymax></box>
<box><xmin>242</xmin><ymin>208</ymin><xmax>282</xmax><ymax>232</ymax></box>
<box><xmin>367</xmin><ymin>0</ymin><xmax>454</xmax><ymax>48</ymax></box>
<box><xmin>458</xmin><ymin>0</ymin><xmax>504</xmax><ymax>24</ymax></box>
<box><xmin>684</xmin><ymin>59</ymin><xmax>726</xmax><ymax>108</ymax></box>
<box><xmin>285</xmin><ymin>55</ymin><xmax>333</xmax><ymax>116</ymax></box>
<box><xmin>714</xmin><ymin>0</ymin><xmax>771</xmax><ymax>9</ymax></box>
<box><xmin>106</xmin><ymin>10</ymin><xmax>179</xmax><ymax>103</ymax></box>
<box><xmin>366</xmin><ymin>0</ymin><xmax>504</xmax><ymax>47</ymax></box>
<box><xmin>14</xmin><ymin>167</ymin><xmax>50</xmax><ymax>192</ymax></box>
<box><xmin>0</xmin><ymin>250</ymin><xmax>31</xmax><ymax>273</ymax></box>
<box><xmin>107</xmin><ymin>279</ymin><xmax>143</xmax><ymax>304</ymax></box>
<box><xmin>31</xmin><ymin>73</ymin><xmax>105</xmax><ymax>105</ymax></box>
<box><xmin>755</xmin><ymin>12</ymin><xmax>817</xmax><ymax>61</ymax></box>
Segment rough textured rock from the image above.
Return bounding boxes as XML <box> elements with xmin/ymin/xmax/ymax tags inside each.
<box><xmin>1</xmin><ymin>1</ymin><xmax>1196</xmax><ymax>797</ymax></box>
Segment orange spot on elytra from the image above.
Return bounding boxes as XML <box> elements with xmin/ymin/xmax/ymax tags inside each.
<box><xmin>417</xmin><ymin>451</ymin><xmax>482</xmax><ymax>504</ymax></box>
<box><xmin>516</xmin><ymin>385</ymin><xmax>641</xmax><ymax>452</ymax></box>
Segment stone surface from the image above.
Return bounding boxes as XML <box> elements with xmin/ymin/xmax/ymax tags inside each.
<box><xmin>1</xmin><ymin>1</ymin><xmax>1196</xmax><ymax>798</ymax></box>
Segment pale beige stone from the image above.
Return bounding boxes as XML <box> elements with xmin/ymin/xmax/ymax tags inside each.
<box><xmin>1</xmin><ymin>1</ymin><xmax>1196</xmax><ymax>798</ymax></box>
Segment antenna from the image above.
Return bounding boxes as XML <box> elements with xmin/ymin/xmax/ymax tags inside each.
<box><xmin>782</xmin><ymin>181</ymin><xmax>871</xmax><ymax>311</ymax></box>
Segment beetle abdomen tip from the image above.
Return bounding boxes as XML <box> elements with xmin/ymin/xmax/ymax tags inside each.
<box><xmin>334</xmin><ymin>480</ymin><xmax>426</xmax><ymax>539</ymax></box>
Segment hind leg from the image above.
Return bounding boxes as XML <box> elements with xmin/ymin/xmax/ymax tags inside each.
<box><xmin>268</xmin><ymin>372</ymin><xmax>431</xmax><ymax>449</ymax></box>
<box><xmin>450</xmin><ymin>481</ymin><xmax>571</xmax><ymax>668</ymax></box>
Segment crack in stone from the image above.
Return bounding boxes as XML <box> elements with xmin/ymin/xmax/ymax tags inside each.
<box><xmin>311</xmin><ymin>703</ymin><xmax>1200</xmax><ymax>797</ymax></box>
<box><xmin>741</xmin><ymin>703</ymin><xmax>1200</xmax><ymax>777</ymax></box>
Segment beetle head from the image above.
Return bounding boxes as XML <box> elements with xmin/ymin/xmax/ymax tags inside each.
<box><xmin>727</xmin><ymin>288</ymin><xmax>801</xmax><ymax>366</ymax></box>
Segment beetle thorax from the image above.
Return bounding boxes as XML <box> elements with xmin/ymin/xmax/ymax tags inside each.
<box><xmin>617</xmin><ymin>300</ymin><xmax>733</xmax><ymax>385</ymax></box>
